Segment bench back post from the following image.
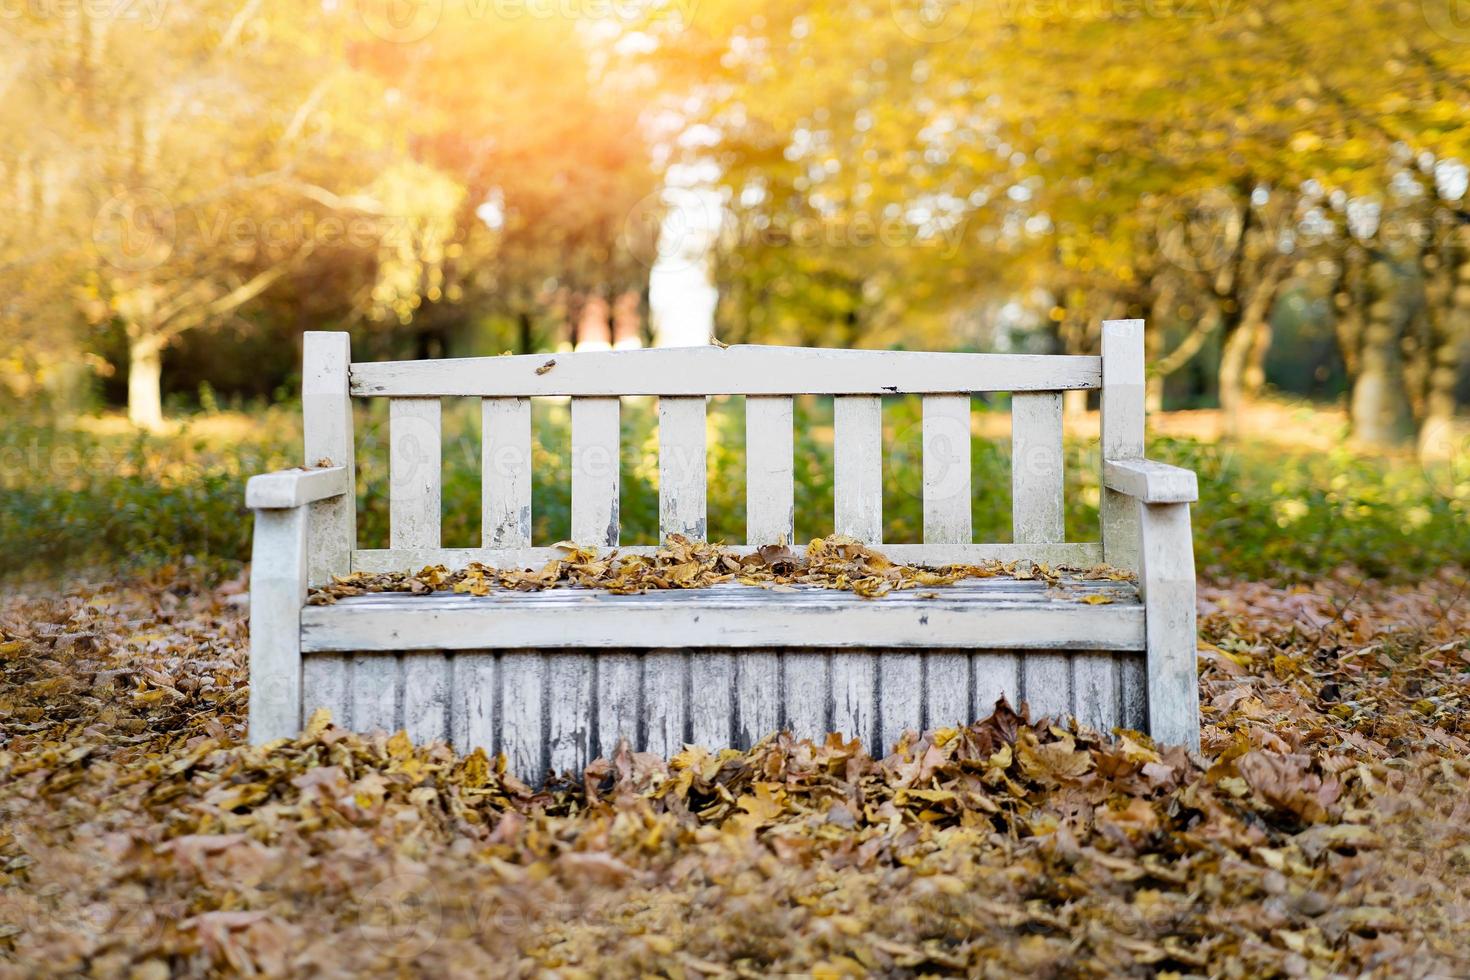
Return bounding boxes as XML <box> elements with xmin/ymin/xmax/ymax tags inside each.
<box><xmin>303</xmin><ymin>331</ymin><xmax>355</xmax><ymax>587</ymax></box>
<box><xmin>1100</xmin><ymin>319</ymin><xmax>1145</xmax><ymax>573</ymax></box>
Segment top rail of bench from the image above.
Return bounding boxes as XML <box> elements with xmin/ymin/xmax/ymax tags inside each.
<box><xmin>348</xmin><ymin>345</ymin><xmax>1102</xmax><ymax>398</ymax></box>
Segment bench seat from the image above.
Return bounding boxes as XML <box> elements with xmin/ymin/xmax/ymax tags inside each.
<box><xmin>301</xmin><ymin>577</ymin><xmax>1144</xmax><ymax>652</ymax></box>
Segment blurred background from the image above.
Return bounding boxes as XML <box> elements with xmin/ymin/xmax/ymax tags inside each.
<box><xmin>1</xmin><ymin>0</ymin><xmax>1467</xmax><ymax>582</ymax></box>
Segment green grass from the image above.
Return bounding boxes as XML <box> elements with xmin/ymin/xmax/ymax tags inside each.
<box><xmin>2</xmin><ymin>400</ymin><xmax>1466</xmax><ymax>585</ymax></box>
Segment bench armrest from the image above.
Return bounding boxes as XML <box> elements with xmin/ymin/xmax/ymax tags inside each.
<box><xmin>1102</xmin><ymin>458</ymin><xmax>1198</xmax><ymax>504</ymax></box>
<box><xmin>245</xmin><ymin>466</ymin><xmax>349</xmax><ymax>509</ymax></box>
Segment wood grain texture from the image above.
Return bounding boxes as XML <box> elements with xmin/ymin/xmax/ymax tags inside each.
<box><xmin>547</xmin><ymin>653</ymin><xmax>593</xmax><ymax>775</ymax></box>
<box><xmin>643</xmin><ymin>650</ymin><xmax>687</xmax><ymax>759</ymax></box>
<box><xmin>830</xmin><ymin>652</ymin><xmax>876</xmax><ymax>748</ymax></box>
<box><xmin>1101</xmin><ymin>319</ymin><xmax>1145</xmax><ymax>573</ymax></box>
<box><xmin>734</xmin><ymin>652</ymin><xmax>781</xmax><ymax>747</ymax></box>
<box><xmin>922</xmin><ymin>395</ymin><xmax>972</xmax><ymax>544</ymax></box>
<box><xmin>594</xmin><ymin>652</ymin><xmax>640</xmax><ymax>759</ymax></box>
<box><xmin>303</xmin><ymin>332</ymin><xmax>355</xmax><ymax>587</ymax></box>
<box><xmin>248</xmin><ymin>506</ymin><xmax>308</xmax><ymax>744</ymax></box>
<box><xmin>350</xmin><ymin>652</ymin><xmax>398</xmax><ymax>734</ymax></box>
<box><xmin>1140</xmin><ymin>502</ymin><xmax>1201</xmax><ymax>750</ymax></box>
<box><xmin>482</xmin><ymin>398</ymin><xmax>532</xmax><ymax>548</ymax></box>
<box><xmin>246</xmin><ymin>467</ymin><xmax>348</xmax><ymax>510</ymax></box>
<box><xmin>302</xmin><ymin>580</ymin><xmax>1145</xmax><ymax>653</ymax></box>
<box><xmin>402</xmin><ymin>652</ymin><xmax>449</xmax><ymax>744</ymax></box>
<box><xmin>301</xmin><ymin>653</ymin><xmax>348</xmax><ymax>728</ymax></box>
<box><xmin>834</xmin><ymin>395</ymin><xmax>883</xmax><ymax>544</ymax></box>
<box><xmin>322</xmin><ymin>647</ymin><xmax>1133</xmax><ymax>782</ymax></box>
<box><xmin>878</xmin><ymin>652</ymin><xmax>922</xmax><ymax>754</ymax></box>
<box><xmin>659</xmin><ymin>397</ymin><xmax>707</xmax><ymax>541</ymax></box>
<box><xmin>925</xmin><ymin>652</ymin><xmax>970</xmax><ymax>731</ymax></box>
<box><xmin>1120</xmin><ymin>654</ymin><xmax>1148</xmax><ymax>731</ymax></box>
<box><xmin>1023</xmin><ymin>652</ymin><xmax>1072</xmax><ymax>722</ymax></box>
<box><xmin>389</xmin><ymin>398</ymin><xmax>442</xmax><ymax>549</ymax></box>
<box><xmin>972</xmin><ymin>652</ymin><xmax>1021</xmax><ymax>720</ymax></box>
<box><xmin>1103</xmin><ymin>458</ymin><xmax>1199</xmax><ymax>504</ymax></box>
<box><xmin>689</xmin><ymin>653</ymin><xmax>734</xmax><ymax>749</ymax></box>
<box><xmin>351</xmin><ymin>346</ymin><xmax>1102</xmax><ymax>397</ymax></box>
<box><xmin>571</xmin><ymin>397</ymin><xmax>620</xmax><ymax>546</ymax></box>
<box><xmin>1072</xmin><ymin>652</ymin><xmax>1118</xmax><ymax>733</ymax></box>
<box><xmin>500</xmin><ymin>652</ymin><xmax>545</xmax><ymax>781</ymax></box>
<box><xmin>783</xmin><ymin>651</ymin><xmax>828</xmax><ymax>740</ymax></box>
<box><xmin>745</xmin><ymin>396</ymin><xmax>794</xmax><ymax>545</ymax></box>
<box><xmin>451</xmin><ymin>653</ymin><xmax>496</xmax><ymax>754</ymax></box>
<box><xmin>1011</xmin><ymin>391</ymin><xmax>1065</xmax><ymax>544</ymax></box>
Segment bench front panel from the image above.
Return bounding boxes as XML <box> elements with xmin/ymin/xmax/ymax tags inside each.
<box><xmin>302</xmin><ymin>646</ymin><xmax>1147</xmax><ymax>781</ymax></box>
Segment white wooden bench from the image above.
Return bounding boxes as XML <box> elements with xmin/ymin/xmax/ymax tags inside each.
<box><xmin>247</xmin><ymin>320</ymin><xmax>1200</xmax><ymax>778</ymax></box>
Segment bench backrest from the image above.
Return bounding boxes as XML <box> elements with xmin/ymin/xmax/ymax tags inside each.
<box><xmin>300</xmin><ymin>322</ymin><xmax>1146</xmax><ymax>585</ymax></box>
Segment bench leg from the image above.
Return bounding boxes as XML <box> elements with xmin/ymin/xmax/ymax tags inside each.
<box><xmin>1138</xmin><ymin>500</ymin><xmax>1200</xmax><ymax>751</ymax></box>
<box><xmin>249</xmin><ymin>506</ymin><xmax>309</xmax><ymax>745</ymax></box>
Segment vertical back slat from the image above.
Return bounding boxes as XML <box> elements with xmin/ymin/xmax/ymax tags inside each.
<box><xmin>571</xmin><ymin>397</ymin><xmax>620</xmax><ymax>546</ymax></box>
<box><xmin>972</xmin><ymin>652</ymin><xmax>1020</xmax><ymax>721</ymax></box>
<box><xmin>303</xmin><ymin>332</ymin><xmax>355</xmax><ymax>586</ymax></box>
<box><xmin>1073</xmin><ymin>653</ymin><xmax>1118</xmax><ymax>733</ymax></box>
<box><xmin>301</xmin><ymin>653</ymin><xmax>348</xmax><ymax>728</ymax></box>
<box><xmin>595</xmin><ymin>652</ymin><xmax>640</xmax><ymax>759</ymax></box>
<box><xmin>451</xmin><ymin>653</ymin><xmax>497</xmax><ymax>754</ymax></box>
<box><xmin>689</xmin><ymin>653</ymin><xmax>734</xmax><ymax>748</ymax></box>
<box><xmin>834</xmin><ymin>395</ymin><xmax>883</xmax><ymax>544</ymax></box>
<box><xmin>1023</xmin><ymin>653</ymin><xmax>1072</xmax><ymax>721</ymax></box>
<box><xmin>547</xmin><ymin>654</ymin><xmax>593</xmax><ymax>774</ymax></box>
<box><xmin>922</xmin><ymin>395</ymin><xmax>972</xmax><ymax>544</ymax></box>
<box><xmin>658</xmin><ymin>396</ymin><xmax>708</xmax><ymax>540</ymax></box>
<box><xmin>500</xmin><ymin>652</ymin><xmax>545</xmax><ymax>780</ymax></box>
<box><xmin>1101</xmin><ymin>319</ymin><xmax>1146</xmax><ymax>571</ymax></box>
<box><xmin>643</xmin><ymin>650</ymin><xmax>687</xmax><ymax>758</ymax></box>
<box><xmin>482</xmin><ymin>397</ymin><xmax>532</xmax><ymax>548</ymax></box>
<box><xmin>878</xmin><ymin>652</ymin><xmax>922</xmax><ymax>754</ymax></box>
<box><xmin>403</xmin><ymin>652</ymin><xmax>449</xmax><ymax>744</ymax></box>
<box><xmin>830</xmin><ymin>652</ymin><xmax>876</xmax><ymax>748</ymax></box>
<box><xmin>389</xmin><ymin>397</ymin><xmax>442</xmax><ymax>549</ymax></box>
<box><xmin>735</xmin><ymin>652</ymin><xmax>781</xmax><ymax>746</ymax></box>
<box><xmin>924</xmin><ymin>652</ymin><xmax>970</xmax><ymax>730</ymax></box>
<box><xmin>1011</xmin><ymin>391</ymin><xmax>1065</xmax><ymax>544</ymax></box>
<box><xmin>783</xmin><ymin>651</ymin><xmax>828</xmax><ymax>741</ymax></box>
<box><xmin>746</xmin><ymin>396</ymin><xmax>794</xmax><ymax>545</ymax></box>
<box><xmin>351</xmin><ymin>653</ymin><xmax>398</xmax><ymax>733</ymax></box>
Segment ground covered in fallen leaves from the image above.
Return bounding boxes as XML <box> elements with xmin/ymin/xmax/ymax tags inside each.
<box><xmin>2</xmin><ymin>569</ymin><xmax>1468</xmax><ymax>977</ymax></box>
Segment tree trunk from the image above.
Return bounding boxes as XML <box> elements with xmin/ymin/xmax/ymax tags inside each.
<box><xmin>1350</xmin><ymin>264</ymin><xmax>1416</xmax><ymax>448</ymax></box>
<box><xmin>1242</xmin><ymin>316</ymin><xmax>1271</xmax><ymax>399</ymax></box>
<box><xmin>127</xmin><ymin>331</ymin><xmax>166</xmax><ymax>432</ymax></box>
<box><xmin>1419</xmin><ymin>246</ymin><xmax>1470</xmax><ymax>460</ymax></box>
<box><xmin>1217</xmin><ymin>320</ymin><xmax>1251</xmax><ymax>437</ymax></box>
<box><xmin>517</xmin><ymin>310</ymin><xmax>534</xmax><ymax>354</ymax></box>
